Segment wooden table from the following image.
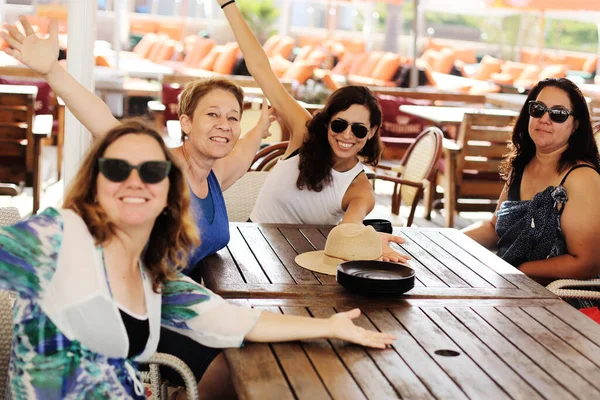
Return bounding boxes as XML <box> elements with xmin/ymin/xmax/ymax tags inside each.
<box><xmin>225</xmin><ymin>297</ymin><xmax>600</xmax><ymax>400</ymax></box>
<box><xmin>201</xmin><ymin>224</ymin><xmax>553</xmax><ymax>300</ymax></box>
<box><xmin>398</xmin><ymin>106</ymin><xmax>517</xmax><ymax>139</ymax></box>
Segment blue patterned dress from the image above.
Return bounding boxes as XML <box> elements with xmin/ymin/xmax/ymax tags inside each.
<box><xmin>0</xmin><ymin>208</ymin><xmax>261</xmax><ymax>399</ymax></box>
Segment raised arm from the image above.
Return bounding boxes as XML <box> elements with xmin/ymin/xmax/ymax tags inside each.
<box><xmin>216</xmin><ymin>0</ymin><xmax>311</xmax><ymax>155</ymax></box>
<box><xmin>1</xmin><ymin>17</ymin><xmax>119</xmax><ymax>138</ymax></box>
<box><xmin>212</xmin><ymin>99</ymin><xmax>276</xmax><ymax>190</ymax></box>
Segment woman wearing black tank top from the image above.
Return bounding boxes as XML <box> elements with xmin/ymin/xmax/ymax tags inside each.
<box><xmin>463</xmin><ymin>78</ymin><xmax>600</xmax><ymax>291</ymax></box>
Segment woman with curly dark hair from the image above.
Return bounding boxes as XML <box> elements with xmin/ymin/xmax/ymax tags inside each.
<box><xmin>463</xmin><ymin>78</ymin><xmax>600</xmax><ymax>307</ymax></box>
<box><xmin>219</xmin><ymin>0</ymin><xmax>408</xmax><ymax>262</ymax></box>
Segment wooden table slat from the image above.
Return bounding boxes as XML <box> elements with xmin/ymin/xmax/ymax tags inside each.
<box><xmin>225</xmin><ymin>343</ymin><xmax>295</xmax><ymax>400</ymax></box>
<box><xmin>259</xmin><ymin>227</ymin><xmax>321</xmax><ymax>285</ymax></box>
<box><xmin>403</xmin><ymin>231</ymin><xmax>494</xmax><ymax>289</ymax></box>
<box><xmin>238</xmin><ymin>226</ymin><xmax>295</xmax><ymax>284</ymax></box>
<box><xmin>421</xmin><ymin>230</ymin><xmax>517</xmax><ymax>289</ymax></box>
<box><xmin>396</xmin><ymin>235</ymin><xmax>468</xmax><ymax>288</ymax></box>
<box><xmin>390</xmin><ymin>307</ymin><xmax>510</xmax><ymax>399</ymax></box>
<box><xmin>201</xmin><ymin>249</ymin><xmax>246</xmax><ymax>289</ymax></box>
<box><xmin>365</xmin><ymin>308</ymin><xmax>469</xmax><ymax>400</ymax></box>
<box><xmin>264</xmin><ymin>307</ymin><xmax>332</xmax><ymax>399</ymax></box>
<box><xmin>309</xmin><ymin>307</ymin><xmax>401</xmax><ymax>399</ymax></box>
<box><xmin>280</xmin><ymin>306</ymin><xmax>367</xmax><ymax>400</ymax></box>
<box><xmin>497</xmin><ymin>307</ymin><xmax>600</xmax><ymax>391</ymax></box>
<box><xmin>421</xmin><ymin>307</ymin><xmax>543</xmax><ymax>400</ymax></box>
<box><xmin>226</xmin><ymin>226</ymin><xmax>270</xmax><ymax>284</ymax></box>
<box><xmin>473</xmin><ymin>306</ymin><xmax>600</xmax><ymax>398</ymax></box>
<box><xmin>439</xmin><ymin>229</ymin><xmax>553</xmax><ymax>298</ymax></box>
<box><xmin>446</xmin><ymin>307</ymin><xmax>576</xmax><ymax>400</ymax></box>
<box><xmin>545</xmin><ymin>302</ymin><xmax>600</xmax><ymax>347</ymax></box>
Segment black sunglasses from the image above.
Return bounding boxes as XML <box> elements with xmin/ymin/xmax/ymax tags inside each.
<box><xmin>330</xmin><ymin>118</ymin><xmax>369</xmax><ymax>139</ymax></box>
<box><xmin>98</xmin><ymin>158</ymin><xmax>171</xmax><ymax>184</ymax></box>
<box><xmin>528</xmin><ymin>101</ymin><xmax>575</xmax><ymax>123</ymax></box>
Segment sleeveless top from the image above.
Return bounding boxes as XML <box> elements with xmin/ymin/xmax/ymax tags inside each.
<box><xmin>250</xmin><ymin>153</ymin><xmax>365</xmax><ymax>225</ymax></box>
<box><xmin>119</xmin><ymin>307</ymin><xmax>149</xmax><ymax>359</ymax></box>
<box><xmin>496</xmin><ymin>164</ymin><xmax>599</xmax><ymax>266</ymax></box>
<box><xmin>186</xmin><ymin>170</ymin><xmax>230</xmax><ymax>273</ymax></box>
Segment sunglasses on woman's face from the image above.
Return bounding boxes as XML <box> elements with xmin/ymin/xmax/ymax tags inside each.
<box><xmin>528</xmin><ymin>101</ymin><xmax>575</xmax><ymax>123</ymax></box>
<box><xmin>98</xmin><ymin>158</ymin><xmax>171</xmax><ymax>184</ymax></box>
<box><xmin>330</xmin><ymin>118</ymin><xmax>369</xmax><ymax>139</ymax></box>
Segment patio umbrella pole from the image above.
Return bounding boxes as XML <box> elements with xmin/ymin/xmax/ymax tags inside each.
<box><xmin>409</xmin><ymin>0</ymin><xmax>420</xmax><ymax>88</ymax></box>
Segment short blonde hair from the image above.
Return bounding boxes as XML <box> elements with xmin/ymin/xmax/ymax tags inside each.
<box><xmin>62</xmin><ymin>120</ymin><xmax>200</xmax><ymax>292</ymax></box>
<box><xmin>178</xmin><ymin>77</ymin><xmax>244</xmax><ymax>140</ymax></box>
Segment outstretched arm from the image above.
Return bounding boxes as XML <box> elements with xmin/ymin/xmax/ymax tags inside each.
<box><xmin>217</xmin><ymin>0</ymin><xmax>311</xmax><ymax>155</ymax></box>
<box><xmin>213</xmin><ymin>99</ymin><xmax>276</xmax><ymax>190</ymax></box>
<box><xmin>1</xmin><ymin>16</ymin><xmax>119</xmax><ymax>138</ymax></box>
<box><xmin>341</xmin><ymin>174</ymin><xmax>411</xmax><ymax>263</ymax></box>
<box><xmin>246</xmin><ymin>308</ymin><xmax>396</xmax><ymax>349</ymax></box>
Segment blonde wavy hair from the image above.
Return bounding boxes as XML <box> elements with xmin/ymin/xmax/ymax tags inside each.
<box><xmin>62</xmin><ymin>120</ymin><xmax>200</xmax><ymax>291</ymax></box>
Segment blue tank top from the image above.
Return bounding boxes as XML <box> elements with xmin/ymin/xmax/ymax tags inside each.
<box><xmin>185</xmin><ymin>170</ymin><xmax>230</xmax><ymax>273</ymax></box>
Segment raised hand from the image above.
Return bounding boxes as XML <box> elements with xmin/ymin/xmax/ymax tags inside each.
<box><xmin>328</xmin><ymin>308</ymin><xmax>396</xmax><ymax>349</ymax></box>
<box><xmin>379</xmin><ymin>232</ymin><xmax>411</xmax><ymax>263</ymax></box>
<box><xmin>255</xmin><ymin>97</ymin><xmax>276</xmax><ymax>139</ymax></box>
<box><xmin>1</xmin><ymin>16</ymin><xmax>59</xmax><ymax>75</ymax></box>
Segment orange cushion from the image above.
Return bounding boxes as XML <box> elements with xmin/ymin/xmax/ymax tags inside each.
<box><xmin>186</xmin><ymin>38</ymin><xmax>215</xmax><ymax>68</ymax></box>
<box><xmin>331</xmin><ymin>53</ymin><xmax>356</xmax><ymax>75</ymax></box>
<box><xmin>472</xmin><ymin>55</ymin><xmax>503</xmax><ymax>81</ymax></box>
<box><xmin>272</xmin><ymin>36</ymin><xmax>295</xmax><ymax>59</ymax></box>
<box><xmin>133</xmin><ymin>33</ymin><xmax>158</xmax><ymax>58</ymax></box>
<box><xmin>538</xmin><ymin>64</ymin><xmax>568</xmax><ymax>80</ymax></box>
<box><xmin>582</xmin><ymin>56</ymin><xmax>598</xmax><ymax>74</ymax></box>
<box><xmin>282</xmin><ymin>61</ymin><xmax>317</xmax><ymax>84</ymax></box>
<box><xmin>420</xmin><ymin>49</ymin><xmax>439</xmax><ymax>69</ymax></box>
<box><xmin>371</xmin><ymin>53</ymin><xmax>401</xmax><ymax>81</ymax></box>
<box><xmin>294</xmin><ymin>46</ymin><xmax>314</xmax><ymax>62</ymax></box>
<box><xmin>516</xmin><ymin>65</ymin><xmax>541</xmax><ymax>81</ymax></box>
<box><xmin>348</xmin><ymin>53</ymin><xmax>369</xmax><ymax>75</ymax></box>
<box><xmin>198</xmin><ymin>46</ymin><xmax>224</xmax><ymax>71</ymax></box>
<box><xmin>147</xmin><ymin>38</ymin><xmax>167</xmax><ymax>61</ymax></box>
<box><xmin>565</xmin><ymin>55</ymin><xmax>586</xmax><ymax>71</ymax></box>
<box><xmin>357</xmin><ymin>52</ymin><xmax>384</xmax><ymax>77</ymax></box>
<box><xmin>153</xmin><ymin>40</ymin><xmax>176</xmax><ymax>62</ymax></box>
<box><xmin>130</xmin><ymin>19</ymin><xmax>160</xmax><ymax>35</ymax></box>
<box><xmin>269</xmin><ymin>54</ymin><xmax>293</xmax><ymax>78</ymax></box>
<box><xmin>432</xmin><ymin>48</ymin><xmax>455</xmax><ymax>74</ymax></box>
<box><xmin>499</xmin><ymin>61</ymin><xmax>527</xmax><ymax>80</ymax></box>
<box><xmin>212</xmin><ymin>43</ymin><xmax>239</xmax><ymax>75</ymax></box>
<box><xmin>306</xmin><ymin>49</ymin><xmax>327</xmax><ymax>66</ymax></box>
<box><xmin>263</xmin><ymin>35</ymin><xmax>280</xmax><ymax>58</ymax></box>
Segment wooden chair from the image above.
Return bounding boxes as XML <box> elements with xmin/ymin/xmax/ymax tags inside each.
<box><xmin>372</xmin><ymin>127</ymin><xmax>443</xmax><ymax>227</ymax></box>
<box><xmin>437</xmin><ymin>112</ymin><xmax>515</xmax><ymax>227</ymax></box>
<box><xmin>249</xmin><ymin>141</ymin><xmax>289</xmax><ymax>172</ymax></box>
<box><xmin>0</xmin><ymin>84</ymin><xmax>53</xmax><ymax>214</ymax></box>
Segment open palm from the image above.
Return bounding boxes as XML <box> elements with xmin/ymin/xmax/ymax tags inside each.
<box><xmin>329</xmin><ymin>309</ymin><xmax>396</xmax><ymax>349</ymax></box>
<box><xmin>1</xmin><ymin>16</ymin><xmax>59</xmax><ymax>75</ymax></box>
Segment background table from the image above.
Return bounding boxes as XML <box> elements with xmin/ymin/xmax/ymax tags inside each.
<box><xmin>225</xmin><ymin>297</ymin><xmax>600</xmax><ymax>400</ymax></box>
<box><xmin>200</xmin><ymin>223</ymin><xmax>553</xmax><ymax>300</ymax></box>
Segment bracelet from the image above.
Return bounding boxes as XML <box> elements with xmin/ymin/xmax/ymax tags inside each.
<box><xmin>221</xmin><ymin>0</ymin><xmax>235</xmax><ymax>9</ymax></box>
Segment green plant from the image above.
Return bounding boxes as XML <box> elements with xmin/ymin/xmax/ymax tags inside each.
<box><xmin>237</xmin><ymin>0</ymin><xmax>280</xmax><ymax>44</ymax></box>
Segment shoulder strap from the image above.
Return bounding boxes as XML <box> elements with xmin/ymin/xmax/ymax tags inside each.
<box><xmin>559</xmin><ymin>164</ymin><xmax>599</xmax><ymax>186</ymax></box>
<box><xmin>508</xmin><ymin>166</ymin><xmax>524</xmax><ymax>201</ymax></box>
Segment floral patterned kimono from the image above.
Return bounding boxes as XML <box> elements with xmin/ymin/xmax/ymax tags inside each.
<box><xmin>0</xmin><ymin>208</ymin><xmax>261</xmax><ymax>399</ymax></box>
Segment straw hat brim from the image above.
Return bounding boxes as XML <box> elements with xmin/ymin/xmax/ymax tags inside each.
<box><xmin>294</xmin><ymin>250</ymin><xmax>343</xmax><ymax>276</ymax></box>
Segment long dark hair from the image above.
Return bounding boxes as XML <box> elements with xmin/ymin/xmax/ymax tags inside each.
<box><xmin>297</xmin><ymin>86</ymin><xmax>383</xmax><ymax>191</ymax></box>
<box><xmin>500</xmin><ymin>78</ymin><xmax>600</xmax><ymax>185</ymax></box>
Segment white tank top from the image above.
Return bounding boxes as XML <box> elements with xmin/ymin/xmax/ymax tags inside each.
<box><xmin>250</xmin><ymin>154</ymin><xmax>365</xmax><ymax>225</ymax></box>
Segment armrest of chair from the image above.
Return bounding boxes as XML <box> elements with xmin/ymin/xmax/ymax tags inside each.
<box><xmin>374</xmin><ymin>174</ymin><xmax>428</xmax><ymax>189</ymax></box>
<box><xmin>546</xmin><ymin>279</ymin><xmax>600</xmax><ymax>300</ymax></box>
<box><xmin>442</xmin><ymin>138</ymin><xmax>461</xmax><ymax>153</ymax></box>
<box><xmin>376</xmin><ymin>163</ymin><xmax>405</xmax><ymax>174</ymax></box>
<box><xmin>0</xmin><ymin>183</ymin><xmax>20</xmax><ymax>196</ymax></box>
<box><xmin>33</xmin><ymin>114</ymin><xmax>53</xmax><ymax>137</ymax></box>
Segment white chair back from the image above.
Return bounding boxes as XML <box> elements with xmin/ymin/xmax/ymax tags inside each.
<box><xmin>401</xmin><ymin>127</ymin><xmax>442</xmax><ymax>206</ymax></box>
<box><xmin>223</xmin><ymin>172</ymin><xmax>269</xmax><ymax>222</ymax></box>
